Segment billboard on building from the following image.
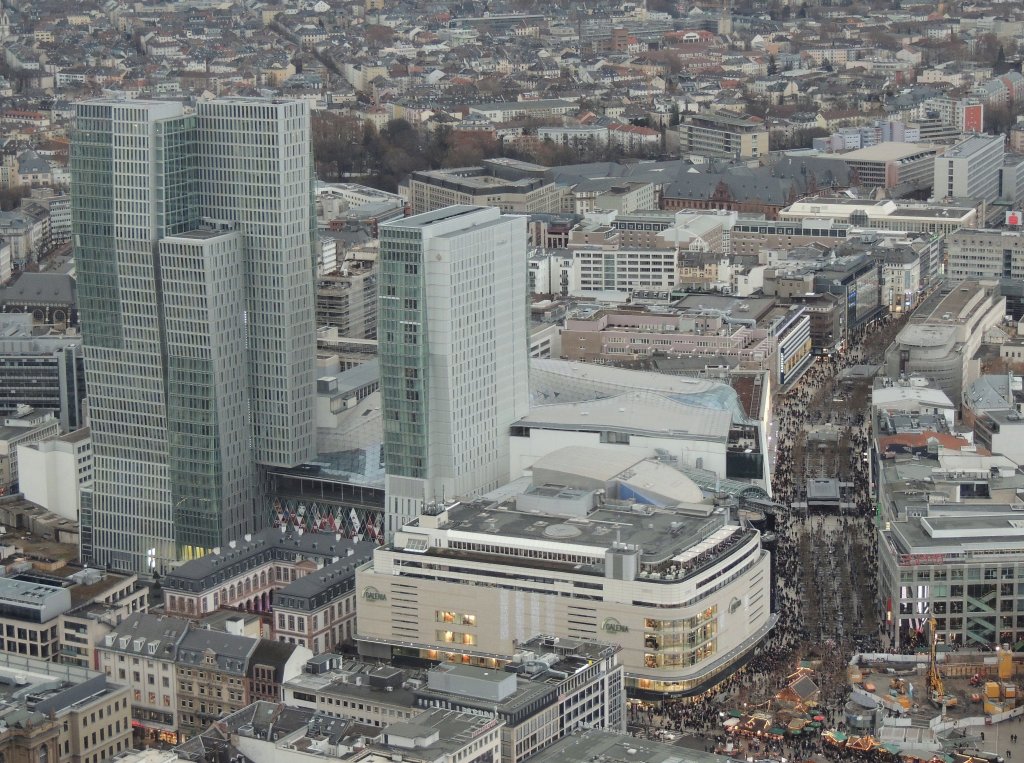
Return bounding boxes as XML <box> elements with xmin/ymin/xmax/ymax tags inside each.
<box><xmin>1008</xmin><ymin>211</ymin><xmax>1023</xmax><ymax>227</ymax></box>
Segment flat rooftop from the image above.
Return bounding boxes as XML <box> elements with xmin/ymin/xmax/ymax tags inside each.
<box><xmin>944</xmin><ymin>134</ymin><xmax>1003</xmax><ymax>159</ymax></box>
<box><xmin>384</xmin><ymin>708</ymin><xmax>499</xmax><ymax>756</ymax></box>
<box><xmin>518</xmin><ymin>634</ymin><xmax>619</xmax><ymax>662</ymax></box>
<box><xmin>165</xmin><ymin>228</ymin><xmax>234</xmax><ymax>241</ymax></box>
<box><xmin>687</xmin><ymin>111</ymin><xmax>764</xmax><ymax>129</ymax></box>
<box><xmin>922</xmin><ymin>280</ymin><xmax>987</xmax><ymax>321</ymax></box>
<box><xmin>285</xmin><ymin>662</ymin><xmax>420</xmax><ymax>707</ymax></box>
<box><xmin>841</xmin><ymin>142</ymin><xmax>939</xmax><ymax>162</ymax></box>
<box><xmin>417</xmin><ymin>498</ymin><xmax>750</xmax><ymax>570</ymax></box>
<box><xmin>890</xmin><ymin>512</ymin><xmax>1024</xmax><ymax>557</ymax></box>
<box><xmin>381</xmin><ymin>204</ymin><xmax>491</xmax><ymax>230</ymax></box>
<box><xmin>888</xmin><ymin>206</ymin><xmax>974</xmax><ymax>219</ymax></box>
<box><xmin>528</xmin><ymin>728</ymin><xmax>726</xmax><ymax>763</ymax></box>
<box><xmin>0</xmin><ymin>575</ymin><xmax>67</xmax><ymax>605</ymax></box>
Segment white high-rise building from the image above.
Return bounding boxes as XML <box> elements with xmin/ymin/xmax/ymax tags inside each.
<box><xmin>72</xmin><ymin>98</ymin><xmax>316</xmax><ymax>573</ymax></box>
<box><xmin>932</xmin><ymin>133</ymin><xmax>1004</xmax><ymax>207</ymax></box>
<box><xmin>378</xmin><ymin>206</ymin><xmax>529</xmax><ymax>533</ymax></box>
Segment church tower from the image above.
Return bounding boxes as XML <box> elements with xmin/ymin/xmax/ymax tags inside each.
<box><xmin>718</xmin><ymin>0</ymin><xmax>734</xmax><ymax>36</ymax></box>
<box><xmin>0</xmin><ymin>4</ymin><xmax>11</xmax><ymax>43</ymax></box>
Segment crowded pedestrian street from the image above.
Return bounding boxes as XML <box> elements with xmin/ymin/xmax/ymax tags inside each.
<box><xmin>628</xmin><ymin>314</ymin><xmax>914</xmax><ymax>761</ymax></box>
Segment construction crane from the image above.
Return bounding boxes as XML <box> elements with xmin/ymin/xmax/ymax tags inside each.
<box><xmin>928</xmin><ymin>616</ymin><xmax>958</xmax><ymax>709</ymax></box>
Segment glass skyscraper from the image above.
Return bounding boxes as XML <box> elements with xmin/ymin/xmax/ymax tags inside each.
<box><xmin>378</xmin><ymin>206</ymin><xmax>530</xmax><ymax>533</ymax></box>
<box><xmin>72</xmin><ymin>99</ymin><xmax>317</xmax><ymax>574</ymax></box>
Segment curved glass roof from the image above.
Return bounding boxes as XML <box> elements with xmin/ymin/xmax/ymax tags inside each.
<box><xmin>530</xmin><ymin>359</ymin><xmax>753</xmax><ymax>424</ymax></box>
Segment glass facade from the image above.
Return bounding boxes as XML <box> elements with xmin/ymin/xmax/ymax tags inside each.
<box><xmin>72</xmin><ymin>99</ymin><xmax>317</xmax><ymax>574</ymax></box>
<box><xmin>889</xmin><ymin>561</ymin><xmax>1024</xmax><ymax>648</ymax></box>
<box><xmin>378</xmin><ymin>226</ymin><xmax>428</xmax><ymax>479</ymax></box>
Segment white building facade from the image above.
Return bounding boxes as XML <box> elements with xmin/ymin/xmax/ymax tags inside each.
<box><xmin>378</xmin><ymin>206</ymin><xmax>530</xmax><ymax>534</ymax></box>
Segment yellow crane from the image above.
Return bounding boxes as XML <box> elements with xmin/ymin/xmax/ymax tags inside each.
<box><xmin>928</xmin><ymin>616</ymin><xmax>958</xmax><ymax>709</ymax></box>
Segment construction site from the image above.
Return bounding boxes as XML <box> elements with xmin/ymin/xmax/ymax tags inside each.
<box><xmin>848</xmin><ymin>640</ymin><xmax>1024</xmax><ymax>757</ymax></box>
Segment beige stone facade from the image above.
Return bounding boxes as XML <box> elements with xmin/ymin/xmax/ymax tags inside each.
<box><xmin>355</xmin><ymin>503</ymin><xmax>773</xmax><ymax>698</ymax></box>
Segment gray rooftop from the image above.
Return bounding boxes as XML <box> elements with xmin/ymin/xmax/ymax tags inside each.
<box><xmin>382</xmin><ymin>204</ymin><xmax>489</xmax><ymax>229</ymax></box>
<box><xmin>166</xmin><ymin>228</ymin><xmax>236</xmax><ymax>241</ymax></box>
<box><xmin>332</xmin><ymin>358</ymin><xmax>379</xmax><ymax>396</ymax></box>
<box><xmin>103</xmin><ymin>613</ymin><xmax>190</xmax><ymax>659</ymax></box>
<box><xmin>163</xmin><ymin>527</ymin><xmax>374</xmax><ymax>589</ymax></box>
<box><xmin>416</xmin><ymin>498</ymin><xmax>748</xmax><ymax>571</ymax></box>
<box><xmin>528</xmin><ymin>728</ymin><xmax>728</xmax><ymax>763</ymax></box>
<box><xmin>177</xmin><ymin>628</ymin><xmax>257</xmax><ymax>674</ymax></box>
<box><xmin>890</xmin><ymin>511</ymin><xmax>1024</xmax><ymax>558</ymax></box>
<box><xmin>383</xmin><ymin>707</ymin><xmax>500</xmax><ymax>756</ymax></box>
<box><xmin>274</xmin><ymin>555</ymin><xmax>369</xmax><ymax>603</ymax></box>
<box><xmin>0</xmin><ymin>272</ymin><xmax>75</xmax><ymax>305</ymax></box>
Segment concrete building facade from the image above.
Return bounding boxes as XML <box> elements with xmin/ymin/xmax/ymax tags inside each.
<box><xmin>932</xmin><ymin>134</ymin><xmax>1004</xmax><ymax>206</ymax></box>
<box><xmin>947</xmin><ymin>228</ymin><xmax>1024</xmax><ymax>281</ymax></box>
<box><xmin>883</xmin><ymin>281</ymin><xmax>1007</xmax><ymax>412</ymax></box>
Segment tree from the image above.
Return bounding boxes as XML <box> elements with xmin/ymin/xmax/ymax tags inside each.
<box><xmin>821</xmin><ymin>58</ymin><xmax>834</xmax><ymax>72</ymax></box>
<box><xmin>767</xmin><ymin>54</ymin><xmax>778</xmax><ymax>76</ymax></box>
<box><xmin>997</xmin><ymin>45</ymin><xmax>1006</xmax><ymax>66</ymax></box>
<box><xmin>364</xmin><ymin>24</ymin><xmax>395</xmax><ymax>48</ymax></box>
<box><xmin>669</xmin><ymin>102</ymin><xmax>681</xmax><ymax>127</ymax></box>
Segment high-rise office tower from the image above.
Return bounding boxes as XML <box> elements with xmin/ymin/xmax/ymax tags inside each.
<box><xmin>378</xmin><ymin>206</ymin><xmax>530</xmax><ymax>533</ymax></box>
<box><xmin>72</xmin><ymin>98</ymin><xmax>316</xmax><ymax>573</ymax></box>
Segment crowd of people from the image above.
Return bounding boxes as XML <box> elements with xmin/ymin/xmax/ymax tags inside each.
<box><xmin>628</xmin><ymin>315</ymin><xmax>912</xmax><ymax>761</ymax></box>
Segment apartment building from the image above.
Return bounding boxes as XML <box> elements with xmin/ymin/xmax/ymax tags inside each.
<box><xmin>672</xmin><ymin>112</ymin><xmax>769</xmax><ymax>159</ymax></box>
<box><xmin>469</xmin><ymin>99</ymin><xmax>576</xmax><ymax>122</ymax></box>
<box><xmin>98</xmin><ymin>612</ymin><xmax>310</xmax><ymax>744</ymax></box>
<box><xmin>174</xmin><ymin>629</ymin><xmax>259</xmax><ymax>735</ymax></box>
<box><xmin>272</xmin><ymin>557</ymin><xmax>362</xmax><ymax>653</ymax></box>
<box><xmin>97</xmin><ymin>614</ymin><xmax>189</xmax><ymax>745</ymax></box>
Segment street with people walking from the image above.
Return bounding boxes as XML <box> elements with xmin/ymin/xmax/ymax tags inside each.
<box><xmin>628</xmin><ymin>313</ymin><xmax>918</xmax><ymax>761</ymax></box>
